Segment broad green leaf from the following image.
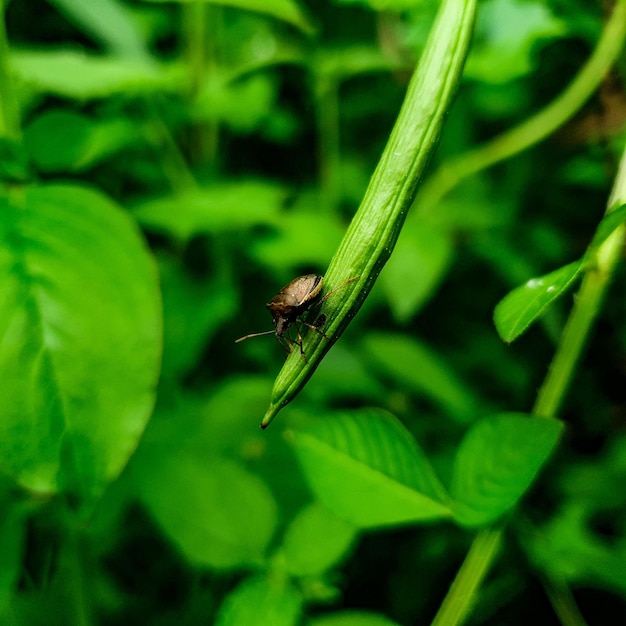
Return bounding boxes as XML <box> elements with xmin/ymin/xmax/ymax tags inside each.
<box><xmin>24</xmin><ymin>109</ymin><xmax>139</xmax><ymax>172</ymax></box>
<box><xmin>314</xmin><ymin>45</ymin><xmax>401</xmax><ymax>80</ymax></box>
<box><xmin>279</xmin><ymin>502</ymin><xmax>358</xmax><ymax>576</ymax></box>
<box><xmin>451</xmin><ymin>413</ymin><xmax>563</xmax><ymax>527</ymax></box>
<box><xmin>134</xmin><ymin>453</ymin><xmax>277</xmax><ymax>569</ymax></box>
<box><xmin>47</xmin><ymin>0</ymin><xmax>149</xmax><ymax>59</ymax></box>
<box><xmin>360</xmin><ymin>333</ymin><xmax>478</xmax><ymax>423</ymax></box>
<box><xmin>381</xmin><ymin>220</ymin><xmax>453</xmax><ymax>322</ymax></box>
<box><xmin>194</xmin><ymin>73</ymin><xmax>279</xmax><ymax>133</ymax></box>
<box><xmin>308</xmin><ymin>611</ymin><xmax>401</xmax><ymax>626</ymax></box>
<box><xmin>493</xmin><ymin>261</ymin><xmax>582</xmax><ymax>343</ymax></box>
<box><xmin>587</xmin><ymin>203</ymin><xmax>626</xmax><ymax>255</ymax></box>
<box><xmin>12</xmin><ymin>50</ymin><xmax>179</xmax><ymax>99</ymax></box>
<box><xmin>0</xmin><ymin>184</ymin><xmax>161</xmax><ymax>498</ymax></box>
<box><xmin>142</xmin><ymin>0</ymin><xmax>314</xmax><ymax>34</ymax></box>
<box><xmin>132</xmin><ymin>181</ymin><xmax>287</xmax><ymax>242</ymax></box>
<box><xmin>250</xmin><ymin>210</ymin><xmax>348</xmax><ymax>270</ymax></box>
<box><xmin>290</xmin><ymin>410</ymin><xmax>452</xmax><ymax>528</ymax></box>
<box><xmin>216</xmin><ymin>576</ymin><xmax>303</xmax><ymax>626</ymax></box>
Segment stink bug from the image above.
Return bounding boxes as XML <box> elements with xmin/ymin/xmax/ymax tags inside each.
<box><xmin>236</xmin><ymin>274</ymin><xmax>359</xmax><ymax>359</ymax></box>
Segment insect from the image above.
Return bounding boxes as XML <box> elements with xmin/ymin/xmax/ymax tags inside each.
<box><xmin>236</xmin><ymin>274</ymin><xmax>359</xmax><ymax>359</ymax></box>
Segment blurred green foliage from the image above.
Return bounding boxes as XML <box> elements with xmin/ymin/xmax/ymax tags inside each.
<box><xmin>0</xmin><ymin>0</ymin><xmax>625</xmax><ymax>625</ymax></box>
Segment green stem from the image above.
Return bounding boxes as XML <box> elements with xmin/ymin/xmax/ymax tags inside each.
<box><xmin>262</xmin><ymin>0</ymin><xmax>477</xmax><ymax>427</ymax></box>
<box><xmin>315</xmin><ymin>74</ymin><xmax>341</xmax><ymax>212</ymax></box>
<box><xmin>143</xmin><ymin>98</ymin><xmax>197</xmax><ymax>193</ymax></box>
<box><xmin>184</xmin><ymin>0</ymin><xmax>206</xmax><ymax>99</ymax></box>
<box><xmin>183</xmin><ymin>1</ymin><xmax>220</xmax><ymax>170</ymax></box>
<box><xmin>535</xmin><ymin>136</ymin><xmax>626</xmax><ymax>418</ymax></box>
<box><xmin>0</xmin><ymin>0</ymin><xmax>20</xmax><ymax>139</ymax></box>
<box><xmin>430</xmin><ymin>528</ymin><xmax>503</xmax><ymax>626</ymax></box>
<box><xmin>429</xmin><ymin>141</ymin><xmax>626</xmax><ymax>626</ymax></box>
<box><xmin>66</xmin><ymin>525</ymin><xmax>91</xmax><ymax>626</ymax></box>
<box><xmin>417</xmin><ymin>0</ymin><xmax>626</xmax><ymax>211</ymax></box>
<box><xmin>543</xmin><ymin>576</ymin><xmax>590</xmax><ymax>626</ymax></box>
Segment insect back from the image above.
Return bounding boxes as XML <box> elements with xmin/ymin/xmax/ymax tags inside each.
<box><xmin>236</xmin><ymin>274</ymin><xmax>328</xmax><ymax>360</ymax></box>
<box><xmin>236</xmin><ymin>273</ymin><xmax>360</xmax><ymax>362</ymax></box>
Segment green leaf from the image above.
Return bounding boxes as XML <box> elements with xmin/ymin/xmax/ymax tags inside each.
<box><xmin>250</xmin><ymin>210</ymin><xmax>348</xmax><ymax>270</ymax></box>
<box><xmin>494</xmin><ymin>261</ymin><xmax>583</xmax><ymax>343</ymax></box>
<box><xmin>12</xmin><ymin>50</ymin><xmax>178</xmax><ymax>99</ymax></box>
<box><xmin>47</xmin><ymin>0</ymin><xmax>149</xmax><ymax>59</ymax></box>
<box><xmin>381</xmin><ymin>220</ymin><xmax>453</xmax><ymax>322</ymax></box>
<box><xmin>451</xmin><ymin>413</ymin><xmax>563</xmax><ymax>527</ymax></box>
<box><xmin>333</xmin><ymin>0</ymin><xmax>420</xmax><ymax>11</ymax></box>
<box><xmin>142</xmin><ymin>0</ymin><xmax>314</xmax><ymax>34</ymax></box>
<box><xmin>132</xmin><ymin>180</ymin><xmax>287</xmax><ymax>242</ymax></box>
<box><xmin>134</xmin><ymin>453</ymin><xmax>277</xmax><ymax>569</ymax></box>
<box><xmin>24</xmin><ymin>109</ymin><xmax>139</xmax><ymax>173</ymax></box>
<box><xmin>0</xmin><ymin>137</ymin><xmax>29</xmax><ymax>183</ymax></box>
<box><xmin>0</xmin><ymin>184</ymin><xmax>161</xmax><ymax>498</ymax></box>
<box><xmin>308</xmin><ymin>611</ymin><xmax>402</xmax><ymax>626</ymax></box>
<box><xmin>314</xmin><ymin>45</ymin><xmax>402</xmax><ymax>80</ymax></box>
<box><xmin>530</xmin><ymin>504</ymin><xmax>626</xmax><ymax>594</ymax></box>
<box><xmin>194</xmin><ymin>73</ymin><xmax>279</xmax><ymax>133</ymax></box>
<box><xmin>587</xmin><ymin>203</ymin><xmax>626</xmax><ymax>255</ymax></box>
<box><xmin>465</xmin><ymin>0</ymin><xmax>566</xmax><ymax>84</ymax></box>
<box><xmin>360</xmin><ymin>333</ymin><xmax>478</xmax><ymax>423</ymax></box>
<box><xmin>216</xmin><ymin>576</ymin><xmax>303</xmax><ymax>626</ymax></box>
<box><xmin>279</xmin><ymin>502</ymin><xmax>358</xmax><ymax>576</ymax></box>
<box><xmin>290</xmin><ymin>410</ymin><xmax>452</xmax><ymax>528</ymax></box>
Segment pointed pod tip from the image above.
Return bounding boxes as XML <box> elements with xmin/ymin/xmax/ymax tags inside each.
<box><xmin>260</xmin><ymin>404</ymin><xmax>280</xmax><ymax>430</ymax></box>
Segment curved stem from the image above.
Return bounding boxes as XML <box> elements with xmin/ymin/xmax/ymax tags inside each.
<box><xmin>543</xmin><ymin>576</ymin><xmax>590</xmax><ymax>626</ymax></box>
<box><xmin>417</xmin><ymin>0</ymin><xmax>626</xmax><ymax>212</ymax></box>
<box><xmin>429</xmin><ymin>140</ymin><xmax>626</xmax><ymax>626</ymax></box>
<box><xmin>430</xmin><ymin>527</ymin><xmax>503</xmax><ymax>626</ymax></box>
<box><xmin>315</xmin><ymin>74</ymin><xmax>341</xmax><ymax>213</ymax></box>
<box><xmin>263</xmin><ymin>0</ymin><xmax>477</xmax><ymax>427</ymax></box>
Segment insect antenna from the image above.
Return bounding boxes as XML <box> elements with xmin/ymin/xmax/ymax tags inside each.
<box><xmin>235</xmin><ymin>329</ymin><xmax>276</xmax><ymax>343</ymax></box>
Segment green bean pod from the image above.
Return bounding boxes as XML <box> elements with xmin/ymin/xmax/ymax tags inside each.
<box><xmin>262</xmin><ymin>0</ymin><xmax>477</xmax><ymax>428</ymax></box>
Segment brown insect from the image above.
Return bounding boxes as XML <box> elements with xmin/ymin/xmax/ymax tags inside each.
<box><xmin>236</xmin><ymin>274</ymin><xmax>359</xmax><ymax>359</ymax></box>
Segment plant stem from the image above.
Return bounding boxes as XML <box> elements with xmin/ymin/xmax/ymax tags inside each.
<box><xmin>262</xmin><ymin>0</ymin><xmax>477</xmax><ymax>427</ymax></box>
<box><xmin>184</xmin><ymin>0</ymin><xmax>206</xmax><ymax>99</ymax></box>
<box><xmin>66</xmin><ymin>523</ymin><xmax>92</xmax><ymax>626</ymax></box>
<box><xmin>183</xmin><ymin>0</ymin><xmax>220</xmax><ymax>170</ymax></box>
<box><xmin>143</xmin><ymin>98</ymin><xmax>198</xmax><ymax>193</ymax></box>
<box><xmin>543</xmin><ymin>576</ymin><xmax>590</xmax><ymax>626</ymax></box>
<box><xmin>315</xmin><ymin>74</ymin><xmax>341</xmax><ymax>212</ymax></box>
<box><xmin>417</xmin><ymin>0</ymin><xmax>626</xmax><ymax>212</ymax></box>
<box><xmin>429</xmin><ymin>142</ymin><xmax>626</xmax><ymax>626</ymax></box>
<box><xmin>430</xmin><ymin>527</ymin><xmax>503</xmax><ymax>626</ymax></box>
<box><xmin>0</xmin><ymin>0</ymin><xmax>20</xmax><ymax>139</ymax></box>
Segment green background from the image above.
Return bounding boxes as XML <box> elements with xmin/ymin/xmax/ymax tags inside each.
<box><xmin>1</xmin><ymin>0</ymin><xmax>625</xmax><ymax>625</ymax></box>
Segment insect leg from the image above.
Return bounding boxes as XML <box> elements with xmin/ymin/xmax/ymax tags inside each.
<box><xmin>303</xmin><ymin>320</ymin><xmax>329</xmax><ymax>339</ymax></box>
